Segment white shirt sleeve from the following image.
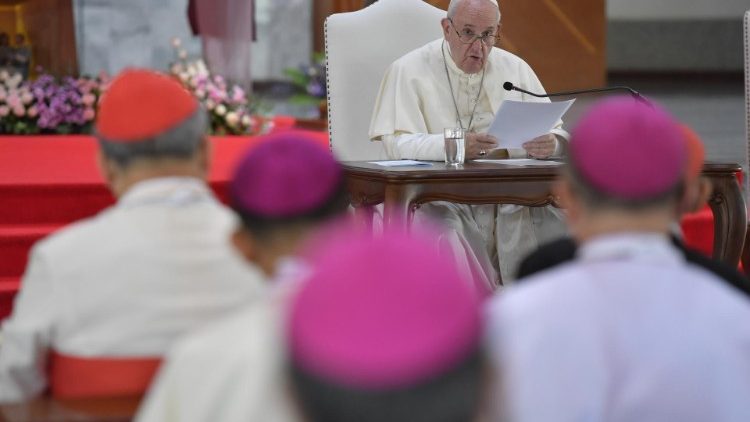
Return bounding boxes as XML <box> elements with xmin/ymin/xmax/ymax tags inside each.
<box><xmin>379</xmin><ymin>125</ymin><xmax>569</xmax><ymax>162</ymax></box>
<box><xmin>381</xmin><ymin>133</ymin><xmax>445</xmax><ymax>161</ymax></box>
<box><xmin>0</xmin><ymin>245</ymin><xmax>56</xmax><ymax>403</ymax></box>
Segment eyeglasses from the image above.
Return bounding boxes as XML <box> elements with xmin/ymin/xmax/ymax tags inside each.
<box><xmin>448</xmin><ymin>18</ymin><xmax>499</xmax><ymax>46</ymax></box>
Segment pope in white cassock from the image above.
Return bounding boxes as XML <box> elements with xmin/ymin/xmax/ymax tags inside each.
<box><xmin>369</xmin><ymin>0</ymin><xmax>568</xmax><ymax>285</ymax></box>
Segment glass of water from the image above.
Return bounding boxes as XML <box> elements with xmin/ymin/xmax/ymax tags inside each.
<box><xmin>444</xmin><ymin>127</ymin><xmax>465</xmax><ymax>166</ymax></box>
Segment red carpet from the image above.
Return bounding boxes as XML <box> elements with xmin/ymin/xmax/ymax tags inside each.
<box><xmin>0</xmin><ymin>126</ymin><xmax>329</xmax><ymax>319</ymax></box>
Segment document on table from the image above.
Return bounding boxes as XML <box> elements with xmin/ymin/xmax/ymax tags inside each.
<box><xmin>488</xmin><ymin>99</ymin><xmax>575</xmax><ymax>149</ymax></box>
<box><xmin>474</xmin><ymin>158</ymin><xmax>563</xmax><ymax>167</ymax></box>
<box><xmin>369</xmin><ymin>160</ymin><xmax>432</xmax><ymax>167</ymax></box>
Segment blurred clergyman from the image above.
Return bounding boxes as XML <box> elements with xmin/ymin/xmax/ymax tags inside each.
<box><xmin>137</xmin><ymin>134</ymin><xmax>350</xmax><ymax>422</ymax></box>
<box><xmin>288</xmin><ymin>229</ymin><xmax>485</xmax><ymax>422</ymax></box>
<box><xmin>0</xmin><ymin>69</ymin><xmax>264</xmax><ymax>402</ymax></box>
<box><xmin>486</xmin><ymin>97</ymin><xmax>750</xmax><ymax>422</ymax></box>
<box><xmin>515</xmin><ymin>124</ymin><xmax>750</xmax><ymax>297</ymax></box>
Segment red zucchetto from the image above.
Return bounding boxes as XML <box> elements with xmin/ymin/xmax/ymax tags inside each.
<box><xmin>680</xmin><ymin>125</ymin><xmax>705</xmax><ymax>182</ymax></box>
<box><xmin>96</xmin><ymin>69</ymin><xmax>198</xmax><ymax>142</ymax></box>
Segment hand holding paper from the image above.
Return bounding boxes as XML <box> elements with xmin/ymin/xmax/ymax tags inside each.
<box><xmin>488</xmin><ymin>99</ymin><xmax>575</xmax><ymax>150</ymax></box>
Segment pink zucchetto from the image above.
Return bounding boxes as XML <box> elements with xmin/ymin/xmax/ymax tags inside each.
<box><xmin>230</xmin><ymin>134</ymin><xmax>342</xmax><ymax>218</ymax></box>
<box><xmin>287</xmin><ymin>228</ymin><xmax>482</xmax><ymax>390</ymax></box>
<box><xmin>569</xmin><ymin>97</ymin><xmax>687</xmax><ymax>200</ymax></box>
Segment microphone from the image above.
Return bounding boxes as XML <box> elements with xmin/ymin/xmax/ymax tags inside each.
<box><xmin>503</xmin><ymin>81</ymin><xmax>647</xmax><ymax>102</ymax></box>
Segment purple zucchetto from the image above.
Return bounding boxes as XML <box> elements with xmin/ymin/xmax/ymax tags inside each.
<box><xmin>287</xmin><ymin>228</ymin><xmax>482</xmax><ymax>390</ymax></box>
<box><xmin>230</xmin><ymin>134</ymin><xmax>342</xmax><ymax>218</ymax></box>
<box><xmin>569</xmin><ymin>97</ymin><xmax>687</xmax><ymax>200</ymax></box>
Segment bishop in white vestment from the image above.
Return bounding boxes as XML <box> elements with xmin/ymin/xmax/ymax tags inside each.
<box><xmin>369</xmin><ymin>0</ymin><xmax>568</xmax><ymax>285</ymax></box>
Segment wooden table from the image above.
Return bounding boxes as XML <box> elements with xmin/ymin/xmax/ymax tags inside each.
<box><xmin>343</xmin><ymin>161</ymin><xmax>747</xmax><ymax>266</ymax></box>
<box><xmin>0</xmin><ymin>396</ymin><xmax>141</xmax><ymax>422</ymax></box>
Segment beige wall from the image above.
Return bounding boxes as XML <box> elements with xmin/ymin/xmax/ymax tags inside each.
<box><xmin>315</xmin><ymin>0</ymin><xmax>605</xmax><ymax>91</ymax></box>
<box><xmin>608</xmin><ymin>0</ymin><xmax>748</xmax><ymax>20</ymax></box>
<box><xmin>21</xmin><ymin>0</ymin><xmax>77</xmax><ymax>76</ymax></box>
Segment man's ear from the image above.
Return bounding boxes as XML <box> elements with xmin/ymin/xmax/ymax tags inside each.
<box><xmin>96</xmin><ymin>150</ymin><xmax>120</xmax><ymax>196</ymax></box>
<box><xmin>231</xmin><ymin>228</ymin><xmax>256</xmax><ymax>263</ymax></box>
<box><xmin>196</xmin><ymin>136</ymin><xmax>210</xmax><ymax>178</ymax></box>
<box><xmin>441</xmin><ymin>18</ymin><xmax>451</xmax><ymax>38</ymax></box>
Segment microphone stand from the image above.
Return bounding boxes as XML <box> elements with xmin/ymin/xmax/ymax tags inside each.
<box><xmin>503</xmin><ymin>82</ymin><xmax>649</xmax><ymax>104</ymax></box>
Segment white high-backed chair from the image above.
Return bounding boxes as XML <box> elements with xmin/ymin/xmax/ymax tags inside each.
<box><xmin>742</xmin><ymin>10</ymin><xmax>750</xmax><ymax>273</ymax></box>
<box><xmin>745</xmin><ymin>10</ymin><xmax>749</xmax><ymax>199</ymax></box>
<box><xmin>325</xmin><ymin>0</ymin><xmax>446</xmax><ymax>161</ymax></box>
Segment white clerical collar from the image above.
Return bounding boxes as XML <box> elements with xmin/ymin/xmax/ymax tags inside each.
<box><xmin>578</xmin><ymin>232</ymin><xmax>683</xmax><ymax>265</ymax></box>
<box><xmin>442</xmin><ymin>39</ymin><xmax>485</xmax><ymax>78</ymax></box>
<box><xmin>118</xmin><ymin>177</ymin><xmax>213</xmax><ymax>208</ymax></box>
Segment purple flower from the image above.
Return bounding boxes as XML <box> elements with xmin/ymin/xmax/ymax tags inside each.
<box><xmin>307</xmin><ymin>81</ymin><xmax>325</xmax><ymax>98</ymax></box>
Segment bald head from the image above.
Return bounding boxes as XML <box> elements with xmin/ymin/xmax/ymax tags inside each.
<box><xmin>447</xmin><ymin>0</ymin><xmax>500</xmax><ymax>23</ymax></box>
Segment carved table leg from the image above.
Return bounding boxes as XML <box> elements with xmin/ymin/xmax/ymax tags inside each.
<box><xmin>383</xmin><ymin>184</ymin><xmax>420</xmax><ymax>231</ymax></box>
<box><xmin>708</xmin><ymin>174</ymin><xmax>747</xmax><ymax>266</ymax></box>
<box><xmin>352</xmin><ymin>205</ymin><xmax>375</xmax><ymax>231</ymax></box>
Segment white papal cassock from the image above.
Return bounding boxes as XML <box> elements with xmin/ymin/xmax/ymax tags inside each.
<box><xmin>486</xmin><ymin>233</ymin><xmax>750</xmax><ymax>422</ymax></box>
<box><xmin>0</xmin><ymin>177</ymin><xmax>265</xmax><ymax>402</ymax></box>
<box><xmin>369</xmin><ymin>38</ymin><xmax>568</xmax><ymax>285</ymax></box>
<box><xmin>136</xmin><ymin>258</ymin><xmax>307</xmax><ymax>422</ymax></box>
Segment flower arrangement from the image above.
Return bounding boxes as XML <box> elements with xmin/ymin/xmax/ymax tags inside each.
<box><xmin>284</xmin><ymin>52</ymin><xmax>327</xmax><ymax>105</ymax></box>
<box><xmin>169</xmin><ymin>38</ymin><xmax>266</xmax><ymax>136</ymax></box>
<box><xmin>0</xmin><ymin>38</ymin><xmax>269</xmax><ymax>136</ymax></box>
<box><xmin>0</xmin><ymin>70</ymin><xmax>109</xmax><ymax>134</ymax></box>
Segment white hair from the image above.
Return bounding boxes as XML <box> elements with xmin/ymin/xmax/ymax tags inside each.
<box><xmin>447</xmin><ymin>0</ymin><xmax>500</xmax><ymax>21</ymax></box>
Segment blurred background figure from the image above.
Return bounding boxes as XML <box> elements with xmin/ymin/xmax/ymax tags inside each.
<box><xmin>11</xmin><ymin>33</ymin><xmax>31</xmax><ymax>78</ymax></box>
<box><xmin>137</xmin><ymin>133</ymin><xmax>350</xmax><ymax>422</ymax></box>
<box><xmin>0</xmin><ymin>32</ymin><xmax>11</xmax><ymax>70</ymax></box>
<box><xmin>188</xmin><ymin>0</ymin><xmax>255</xmax><ymax>93</ymax></box>
<box><xmin>486</xmin><ymin>97</ymin><xmax>750</xmax><ymax>422</ymax></box>
<box><xmin>287</xmin><ymin>228</ymin><xmax>486</xmax><ymax>422</ymax></box>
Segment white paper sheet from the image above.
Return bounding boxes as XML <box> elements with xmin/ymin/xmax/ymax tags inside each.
<box><xmin>474</xmin><ymin>158</ymin><xmax>563</xmax><ymax>167</ymax></box>
<box><xmin>488</xmin><ymin>99</ymin><xmax>575</xmax><ymax>149</ymax></box>
<box><xmin>369</xmin><ymin>160</ymin><xmax>433</xmax><ymax>167</ymax></box>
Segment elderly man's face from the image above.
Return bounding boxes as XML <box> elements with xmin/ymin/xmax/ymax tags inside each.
<box><xmin>441</xmin><ymin>0</ymin><xmax>500</xmax><ymax>74</ymax></box>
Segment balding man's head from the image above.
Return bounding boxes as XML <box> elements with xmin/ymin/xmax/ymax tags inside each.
<box><xmin>447</xmin><ymin>0</ymin><xmax>500</xmax><ymax>22</ymax></box>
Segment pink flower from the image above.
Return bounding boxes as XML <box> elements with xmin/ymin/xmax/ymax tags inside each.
<box><xmin>241</xmin><ymin>114</ymin><xmax>253</xmax><ymax>128</ymax></box>
<box><xmin>225</xmin><ymin>111</ymin><xmax>239</xmax><ymax>127</ymax></box>
<box><xmin>231</xmin><ymin>86</ymin><xmax>246</xmax><ymax>103</ymax></box>
<box><xmin>27</xmin><ymin>106</ymin><xmax>37</xmax><ymax>118</ymax></box>
<box><xmin>0</xmin><ymin>105</ymin><xmax>8</xmax><ymax>116</ymax></box>
<box><xmin>83</xmin><ymin>107</ymin><xmax>96</xmax><ymax>121</ymax></box>
<box><xmin>21</xmin><ymin>92</ymin><xmax>33</xmax><ymax>105</ymax></box>
<box><xmin>208</xmin><ymin>87</ymin><xmax>226</xmax><ymax>102</ymax></box>
<box><xmin>13</xmin><ymin>105</ymin><xmax>25</xmax><ymax>117</ymax></box>
<box><xmin>82</xmin><ymin>93</ymin><xmax>96</xmax><ymax>106</ymax></box>
<box><xmin>6</xmin><ymin>73</ymin><xmax>22</xmax><ymax>89</ymax></box>
<box><xmin>6</xmin><ymin>93</ymin><xmax>20</xmax><ymax>108</ymax></box>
